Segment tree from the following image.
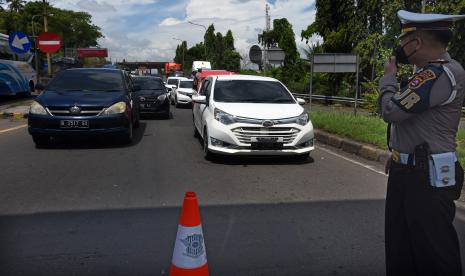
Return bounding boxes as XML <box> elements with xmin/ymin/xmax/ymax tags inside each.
<box><xmin>224</xmin><ymin>50</ymin><xmax>241</xmax><ymax>72</ymax></box>
<box><xmin>259</xmin><ymin>18</ymin><xmax>303</xmax><ymax>83</ymax></box>
<box><xmin>224</xmin><ymin>30</ymin><xmax>235</xmax><ymax>51</ymax></box>
<box><xmin>174</xmin><ymin>40</ymin><xmax>188</xmax><ymax>69</ymax></box>
<box><xmin>213</xmin><ymin>32</ymin><xmax>225</xmax><ymax>68</ymax></box>
<box><xmin>204</xmin><ymin>24</ymin><xmax>216</xmax><ymax>61</ymax></box>
<box><xmin>6</xmin><ymin>0</ymin><xmax>25</xmax><ymax>13</ymax></box>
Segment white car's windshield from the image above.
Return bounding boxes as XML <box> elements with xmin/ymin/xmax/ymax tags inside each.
<box><xmin>214</xmin><ymin>80</ymin><xmax>295</xmax><ymax>103</ymax></box>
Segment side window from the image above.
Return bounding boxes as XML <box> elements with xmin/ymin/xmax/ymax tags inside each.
<box><xmin>200</xmin><ymin>80</ymin><xmax>209</xmax><ymax>96</ymax></box>
<box><xmin>205</xmin><ymin>80</ymin><xmax>212</xmax><ymax>99</ymax></box>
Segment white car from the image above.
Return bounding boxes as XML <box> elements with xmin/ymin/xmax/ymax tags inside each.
<box><xmin>192</xmin><ymin>75</ymin><xmax>314</xmax><ymax>159</ymax></box>
<box><xmin>165</xmin><ymin>76</ymin><xmax>187</xmax><ymax>96</ymax></box>
<box><xmin>172</xmin><ymin>79</ymin><xmax>194</xmax><ymax>107</ymax></box>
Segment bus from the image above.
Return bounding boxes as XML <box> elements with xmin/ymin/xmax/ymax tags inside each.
<box><xmin>0</xmin><ymin>33</ymin><xmax>36</xmax><ymax>96</ymax></box>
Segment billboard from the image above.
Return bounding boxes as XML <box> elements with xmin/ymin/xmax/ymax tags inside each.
<box><xmin>77</xmin><ymin>48</ymin><xmax>108</xmax><ymax>58</ymax></box>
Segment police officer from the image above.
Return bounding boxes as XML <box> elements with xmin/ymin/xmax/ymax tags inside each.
<box><xmin>378</xmin><ymin>10</ymin><xmax>465</xmax><ymax>275</ymax></box>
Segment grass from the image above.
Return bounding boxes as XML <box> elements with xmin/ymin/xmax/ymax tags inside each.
<box><xmin>310</xmin><ymin>111</ymin><xmax>465</xmax><ymax>166</ymax></box>
<box><xmin>310</xmin><ymin>111</ymin><xmax>388</xmax><ymax>149</ymax></box>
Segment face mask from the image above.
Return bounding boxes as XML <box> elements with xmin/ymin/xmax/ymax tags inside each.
<box><xmin>394</xmin><ymin>39</ymin><xmax>419</xmax><ymax>65</ymax></box>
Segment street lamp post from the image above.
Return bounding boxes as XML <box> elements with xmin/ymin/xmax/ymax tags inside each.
<box><xmin>173</xmin><ymin>37</ymin><xmax>185</xmax><ymax>68</ymax></box>
<box><xmin>31</xmin><ymin>14</ymin><xmax>42</xmax><ymax>85</ymax></box>
<box><xmin>188</xmin><ymin>21</ymin><xmax>207</xmax><ymax>59</ymax></box>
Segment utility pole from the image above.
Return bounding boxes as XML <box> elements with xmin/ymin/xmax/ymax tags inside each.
<box><xmin>31</xmin><ymin>14</ymin><xmax>41</xmax><ymax>85</ymax></box>
<box><xmin>263</xmin><ymin>4</ymin><xmax>271</xmax><ymax>76</ymax></box>
<box><xmin>43</xmin><ymin>0</ymin><xmax>52</xmax><ymax>78</ymax></box>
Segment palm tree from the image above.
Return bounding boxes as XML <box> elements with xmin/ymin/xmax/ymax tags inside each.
<box><xmin>6</xmin><ymin>0</ymin><xmax>25</xmax><ymax>13</ymax></box>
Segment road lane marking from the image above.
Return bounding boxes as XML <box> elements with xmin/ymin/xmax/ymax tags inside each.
<box><xmin>318</xmin><ymin>146</ymin><xmax>387</xmax><ymax>176</ymax></box>
<box><xmin>0</xmin><ymin>124</ymin><xmax>27</xmax><ymax>134</ymax></box>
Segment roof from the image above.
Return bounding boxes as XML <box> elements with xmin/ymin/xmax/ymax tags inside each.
<box><xmin>214</xmin><ymin>74</ymin><xmax>279</xmax><ymax>82</ymax></box>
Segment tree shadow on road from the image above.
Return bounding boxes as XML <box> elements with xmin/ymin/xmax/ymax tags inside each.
<box><xmin>2</xmin><ymin>200</ymin><xmax>464</xmax><ymax>275</ymax></box>
<box><xmin>0</xmin><ymin>199</ymin><xmax>392</xmax><ymax>276</ymax></box>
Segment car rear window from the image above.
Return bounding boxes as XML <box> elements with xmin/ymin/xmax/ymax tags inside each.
<box><xmin>167</xmin><ymin>79</ymin><xmax>178</xmax><ymax>85</ymax></box>
<box><xmin>47</xmin><ymin>70</ymin><xmax>124</xmax><ymax>91</ymax></box>
<box><xmin>179</xmin><ymin>80</ymin><xmax>193</xmax><ymax>88</ymax></box>
<box><xmin>213</xmin><ymin>80</ymin><xmax>295</xmax><ymax>103</ymax></box>
<box><xmin>134</xmin><ymin>78</ymin><xmax>165</xmax><ymax>90</ymax></box>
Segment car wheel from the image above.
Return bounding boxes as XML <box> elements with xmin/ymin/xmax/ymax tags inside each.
<box><xmin>121</xmin><ymin>123</ymin><xmax>133</xmax><ymax>144</ymax></box>
<box><xmin>134</xmin><ymin>114</ymin><xmax>140</xmax><ymax>128</ymax></box>
<box><xmin>203</xmin><ymin>129</ymin><xmax>213</xmax><ymax>160</ymax></box>
<box><xmin>32</xmin><ymin>135</ymin><xmax>49</xmax><ymax>147</ymax></box>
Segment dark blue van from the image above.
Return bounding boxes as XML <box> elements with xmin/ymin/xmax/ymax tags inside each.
<box><xmin>28</xmin><ymin>68</ymin><xmax>140</xmax><ymax>146</ymax></box>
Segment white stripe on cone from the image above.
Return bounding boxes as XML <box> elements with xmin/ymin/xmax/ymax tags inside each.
<box><xmin>39</xmin><ymin>41</ymin><xmax>60</xmax><ymax>45</ymax></box>
<box><xmin>172</xmin><ymin>225</ymin><xmax>207</xmax><ymax>269</ymax></box>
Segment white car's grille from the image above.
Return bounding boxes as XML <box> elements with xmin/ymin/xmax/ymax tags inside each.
<box><xmin>232</xmin><ymin>127</ymin><xmax>300</xmax><ymax>144</ymax></box>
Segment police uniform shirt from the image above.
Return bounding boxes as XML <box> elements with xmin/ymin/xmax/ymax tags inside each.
<box><xmin>378</xmin><ymin>52</ymin><xmax>465</xmax><ymax>154</ymax></box>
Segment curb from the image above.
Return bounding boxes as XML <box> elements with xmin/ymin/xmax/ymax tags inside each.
<box><xmin>0</xmin><ymin>112</ymin><xmax>28</xmax><ymax>119</ymax></box>
<box><xmin>315</xmin><ymin>129</ymin><xmax>390</xmax><ymax>165</ymax></box>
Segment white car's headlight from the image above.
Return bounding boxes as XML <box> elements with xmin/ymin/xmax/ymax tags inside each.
<box><xmin>30</xmin><ymin>101</ymin><xmax>48</xmax><ymax>115</ymax></box>
<box><xmin>158</xmin><ymin>94</ymin><xmax>167</xmax><ymax>101</ymax></box>
<box><xmin>296</xmin><ymin>112</ymin><xmax>309</xmax><ymax>126</ymax></box>
<box><xmin>103</xmin><ymin>102</ymin><xmax>126</xmax><ymax>115</ymax></box>
<box><xmin>214</xmin><ymin>108</ymin><xmax>236</xmax><ymax>125</ymax></box>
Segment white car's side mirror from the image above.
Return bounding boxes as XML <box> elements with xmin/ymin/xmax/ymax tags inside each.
<box><xmin>297</xmin><ymin>98</ymin><xmax>306</xmax><ymax>105</ymax></box>
<box><xmin>192</xmin><ymin>95</ymin><xmax>207</xmax><ymax>104</ymax></box>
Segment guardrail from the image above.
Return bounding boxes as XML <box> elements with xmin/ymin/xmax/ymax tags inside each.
<box><xmin>293</xmin><ymin>93</ymin><xmax>465</xmax><ymax>112</ymax></box>
<box><xmin>292</xmin><ymin>93</ymin><xmax>367</xmax><ymax>104</ymax></box>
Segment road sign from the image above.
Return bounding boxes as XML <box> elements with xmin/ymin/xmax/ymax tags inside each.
<box><xmin>37</xmin><ymin>32</ymin><xmax>62</xmax><ymax>53</ymax></box>
<box><xmin>267</xmin><ymin>47</ymin><xmax>285</xmax><ymax>64</ymax></box>
<box><xmin>249</xmin><ymin>45</ymin><xmax>262</xmax><ymax>65</ymax></box>
<box><xmin>8</xmin><ymin>32</ymin><xmax>32</xmax><ymax>54</ymax></box>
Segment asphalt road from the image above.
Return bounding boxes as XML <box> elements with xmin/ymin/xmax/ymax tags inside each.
<box><xmin>0</xmin><ymin>107</ymin><xmax>464</xmax><ymax>276</ymax></box>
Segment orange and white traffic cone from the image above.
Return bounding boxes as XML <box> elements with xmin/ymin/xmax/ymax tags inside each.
<box><xmin>170</xmin><ymin>192</ymin><xmax>209</xmax><ymax>276</ymax></box>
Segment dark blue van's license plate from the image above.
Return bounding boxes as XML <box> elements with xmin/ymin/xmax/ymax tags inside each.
<box><xmin>60</xmin><ymin>120</ymin><xmax>89</xmax><ymax>129</ymax></box>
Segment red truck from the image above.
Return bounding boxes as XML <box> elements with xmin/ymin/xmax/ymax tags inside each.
<box><xmin>165</xmin><ymin>62</ymin><xmax>182</xmax><ymax>77</ymax></box>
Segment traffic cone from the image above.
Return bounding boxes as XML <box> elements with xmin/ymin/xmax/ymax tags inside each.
<box><xmin>170</xmin><ymin>192</ymin><xmax>209</xmax><ymax>276</ymax></box>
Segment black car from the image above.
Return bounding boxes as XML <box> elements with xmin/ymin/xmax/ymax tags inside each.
<box><xmin>28</xmin><ymin>68</ymin><xmax>140</xmax><ymax>146</ymax></box>
<box><xmin>133</xmin><ymin>76</ymin><xmax>170</xmax><ymax>119</ymax></box>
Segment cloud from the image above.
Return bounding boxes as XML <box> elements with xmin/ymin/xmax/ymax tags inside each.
<box><xmin>49</xmin><ymin>0</ymin><xmax>316</xmax><ymax>63</ymax></box>
<box><xmin>160</xmin><ymin>17</ymin><xmax>184</xmax><ymax>26</ymax></box>
<box><xmin>76</xmin><ymin>0</ymin><xmax>116</xmax><ymax>12</ymax></box>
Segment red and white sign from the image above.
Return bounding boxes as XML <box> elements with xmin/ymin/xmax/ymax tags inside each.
<box><xmin>77</xmin><ymin>48</ymin><xmax>108</xmax><ymax>58</ymax></box>
<box><xmin>37</xmin><ymin>32</ymin><xmax>62</xmax><ymax>53</ymax></box>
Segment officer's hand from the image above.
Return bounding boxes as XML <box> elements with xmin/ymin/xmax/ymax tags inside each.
<box><xmin>384</xmin><ymin>56</ymin><xmax>397</xmax><ymax>76</ymax></box>
<box><xmin>385</xmin><ymin>157</ymin><xmax>391</xmax><ymax>175</ymax></box>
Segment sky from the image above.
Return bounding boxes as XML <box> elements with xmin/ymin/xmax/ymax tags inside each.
<box><xmin>48</xmin><ymin>0</ymin><xmax>317</xmax><ymax>63</ymax></box>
